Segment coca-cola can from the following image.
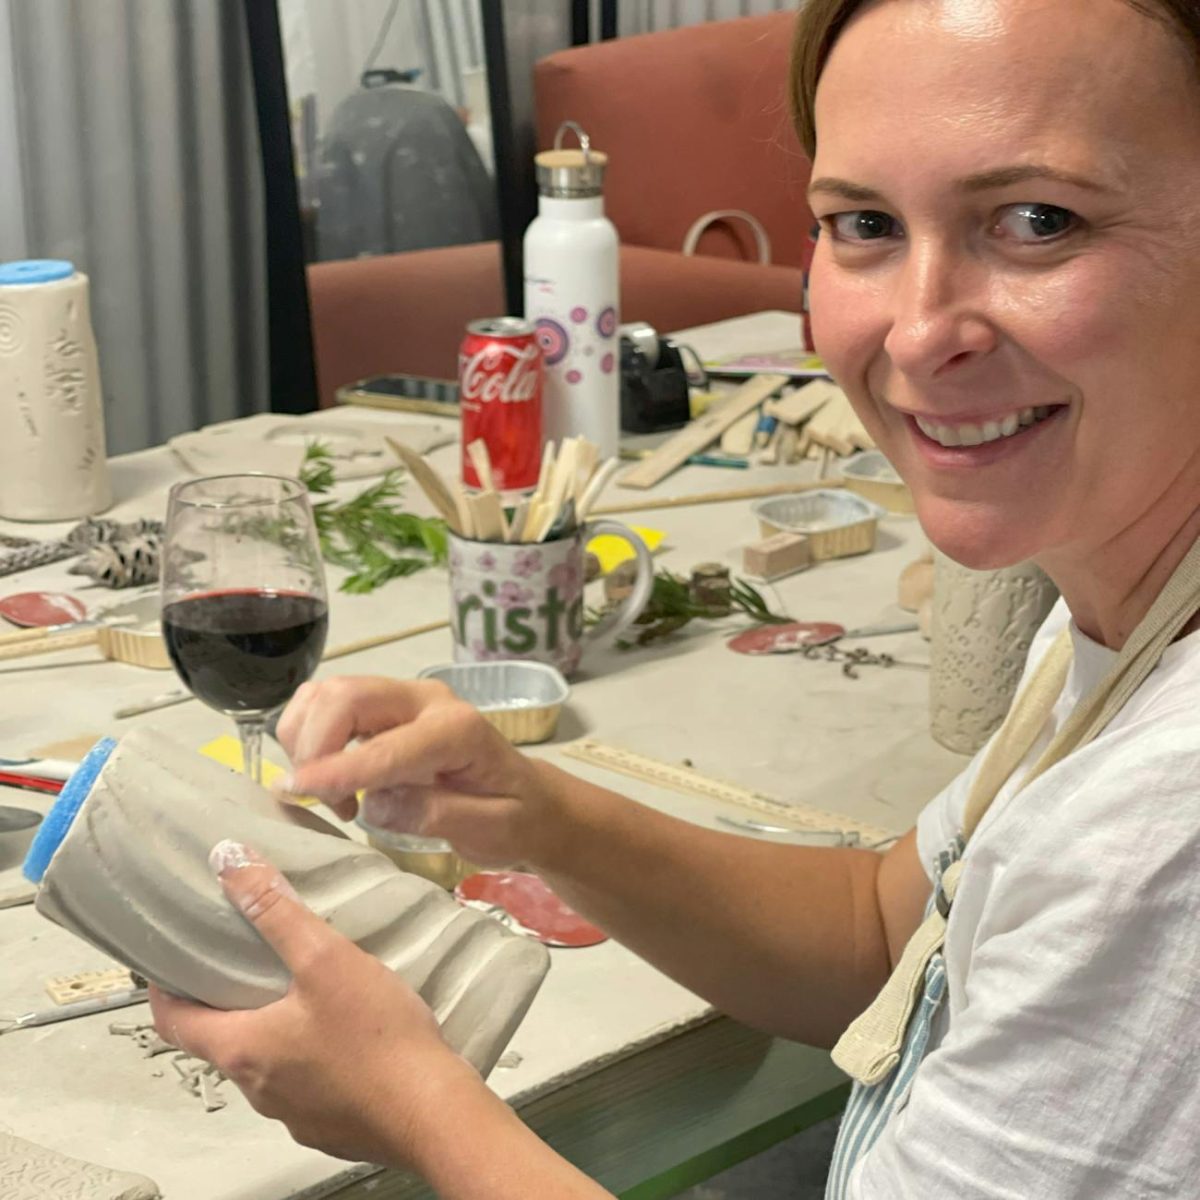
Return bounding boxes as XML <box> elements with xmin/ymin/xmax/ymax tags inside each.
<box><xmin>459</xmin><ymin>317</ymin><xmax>543</xmax><ymax>492</ymax></box>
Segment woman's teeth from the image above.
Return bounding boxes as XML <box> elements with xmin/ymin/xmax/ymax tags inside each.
<box><xmin>915</xmin><ymin>406</ymin><xmax>1053</xmax><ymax>448</ymax></box>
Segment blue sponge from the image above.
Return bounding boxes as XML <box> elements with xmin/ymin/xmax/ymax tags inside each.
<box><xmin>23</xmin><ymin>737</ymin><xmax>117</xmax><ymax>884</ymax></box>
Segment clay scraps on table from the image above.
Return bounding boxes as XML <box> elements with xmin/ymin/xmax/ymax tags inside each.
<box><xmin>109</xmin><ymin>1021</ymin><xmax>228</xmax><ymax>1113</ymax></box>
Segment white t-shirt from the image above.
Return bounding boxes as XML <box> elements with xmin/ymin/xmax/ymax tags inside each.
<box><xmin>849</xmin><ymin>599</ymin><xmax>1200</xmax><ymax>1198</ymax></box>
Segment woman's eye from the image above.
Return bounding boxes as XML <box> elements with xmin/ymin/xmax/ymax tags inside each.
<box><xmin>826</xmin><ymin>211</ymin><xmax>901</xmax><ymax>242</ymax></box>
<box><xmin>994</xmin><ymin>203</ymin><xmax>1078</xmax><ymax>243</ymax></box>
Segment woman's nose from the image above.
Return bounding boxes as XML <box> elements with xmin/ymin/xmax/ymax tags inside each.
<box><xmin>883</xmin><ymin>240</ymin><xmax>997</xmax><ymax>379</ymax></box>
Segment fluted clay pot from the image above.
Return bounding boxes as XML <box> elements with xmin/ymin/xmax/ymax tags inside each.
<box><xmin>929</xmin><ymin>552</ymin><xmax>1059</xmax><ymax>754</ymax></box>
<box><xmin>26</xmin><ymin>728</ymin><xmax>549</xmax><ymax>1076</ymax></box>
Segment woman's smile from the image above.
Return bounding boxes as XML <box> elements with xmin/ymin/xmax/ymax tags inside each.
<box><xmin>900</xmin><ymin>400</ymin><xmax>1068</xmax><ymax>466</ymax></box>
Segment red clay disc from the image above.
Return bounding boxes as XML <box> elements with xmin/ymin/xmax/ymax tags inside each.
<box><xmin>728</xmin><ymin>621</ymin><xmax>845</xmax><ymax>655</ymax></box>
<box><xmin>455</xmin><ymin>871</ymin><xmax>608</xmax><ymax>948</ymax></box>
<box><xmin>0</xmin><ymin>591</ymin><xmax>88</xmax><ymax>628</ymax></box>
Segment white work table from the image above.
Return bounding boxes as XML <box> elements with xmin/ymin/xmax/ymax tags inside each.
<box><xmin>0</xmin><ymin>314</ymin><xmax>966</xmax><ymax>1199</ymax></box>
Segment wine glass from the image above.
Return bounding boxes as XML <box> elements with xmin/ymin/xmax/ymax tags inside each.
<box><xmin>161</xmin><ymin>474</ymin><xmax>329</xmax><ymax>784</ymax></box>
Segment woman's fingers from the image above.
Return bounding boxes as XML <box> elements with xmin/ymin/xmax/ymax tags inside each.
<box><xmin>282</xmin><ymin>704</ymin><xmax>485</xmax><ymax>803</ymax></box>
<box><xmin>278</xmin><ymin>677</ymin><xmax>451</xmax><ymax>768</ymax></box>
<box><xmin>209</xmin><ymin>841</ymin><xmax>334</xmax><ymax>978</ymax></box>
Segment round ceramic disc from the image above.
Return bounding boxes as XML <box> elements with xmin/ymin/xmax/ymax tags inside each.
<box><xmin>0</xmin><ymin>805</ymin><xmax>43</xmax><ymax>835</ymax></box>
<box><xmin>455</xmin><ymin>871</ymin><xmax>608</xmax><ymax>948</ymax></box>
<box><xmin>728</xmin><ymin>621</ymin><xmax>846</xmax><ymax>656</ymax></box>
<box><xmin>0</xmin><ymin>591</ymin><xmax>88</xmax><ymax>628</ymax></box>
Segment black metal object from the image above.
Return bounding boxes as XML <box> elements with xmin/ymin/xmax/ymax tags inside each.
<box><xmin>600</xmin><ymin>0</ymin><xmax>618</xmax><ymax>40</ymax></box>
<box><xmin>481</xmin><ymin>0</ymin><xmax>535</xmax><ymax>317</ymax></box>
<box><xmin>571</xmin><ymin>0</ymin><xmax>590</xmax><ymax>44</ymax></box>
<box><xmin>241</xmin><ymin>0</ymin><xmax>318</xmax><ymax>413</ymax></box>
<box><xmin>619</xmin><ymin>336</ymin><xmax>692</xmax><ymax>433</ymax></box>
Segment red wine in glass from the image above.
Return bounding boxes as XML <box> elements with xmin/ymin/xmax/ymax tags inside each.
<box><xmin>161</xmin><ymin>474</ymin><xmax>329</xmax><ymax>784</ymax></box>
<box><xmin>162</xmin><ymin>589</ymin><xmax>328</xmax><ymax>715</ymax></box>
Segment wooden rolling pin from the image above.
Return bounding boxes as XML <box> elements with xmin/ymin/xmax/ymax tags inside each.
<box><xmin>0</xmin><ymin>626</ymin><xmax>101</xmax><ymax>661</ymax></box>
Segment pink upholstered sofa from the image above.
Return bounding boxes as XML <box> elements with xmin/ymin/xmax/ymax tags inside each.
<box><xmin>309</xmin><ymin>11</ymin><xmax>812</xmax><ymax>408</ymax></box>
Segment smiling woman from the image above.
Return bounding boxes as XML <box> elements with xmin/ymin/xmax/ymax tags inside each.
<box><xmin>788</xmin><ymin>1</ymin><xmax>1200</xmax><ymax>1197</ymax></box>
<box><xmin>798</xmin><ymin>0</ymin><xmax>1200</xmax><ymax>639</ymax></box>
<box><xmin>142</xmin><ymin>5</ymin><xmax>1200</xmax><ymax>1199</ymax></box>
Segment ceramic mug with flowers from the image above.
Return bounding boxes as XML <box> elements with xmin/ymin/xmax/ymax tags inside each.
<box><xmin>447</xmin><ymin>521</ymin><xmax>654</xmax><ymax>676</ymax></box>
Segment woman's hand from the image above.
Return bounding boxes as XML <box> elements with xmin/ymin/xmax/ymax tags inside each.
<box><xmin>274</xmin><ymin>676</ymin><xmax>567</xmax><ymax>870</ymax></box>
<box><xmin>150</xmin><ymin>841</ymin><xmax>491</xmax><ymax>1169</ymax></box>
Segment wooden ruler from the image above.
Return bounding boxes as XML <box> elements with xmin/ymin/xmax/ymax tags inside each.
<box><xmin>617</xmin><ymin>374</ymin><xmax>789</xmax><ymax>490</ymax></box>
<box><xmin>559</xmin><ymin>739</ymin><xmax>896</xmax><ymax>845</ymax></box>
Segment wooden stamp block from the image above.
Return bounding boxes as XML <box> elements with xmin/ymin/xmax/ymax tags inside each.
<box><xmin>742</xmin><ymin>532</ymin><xmax>812</xmax><ymax>581</ymax></box>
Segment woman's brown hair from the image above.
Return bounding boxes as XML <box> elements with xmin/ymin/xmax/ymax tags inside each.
<box><xmin>790</xmin><ymin>0</ymin><xmax>1200</xmax><ymax>157</ymax></box>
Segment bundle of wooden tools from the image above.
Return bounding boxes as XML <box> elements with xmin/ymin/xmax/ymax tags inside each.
<box><xmin>387</xmin><ymin>435</ymin><xmax>618</xmax><ymax>544</ymax></box>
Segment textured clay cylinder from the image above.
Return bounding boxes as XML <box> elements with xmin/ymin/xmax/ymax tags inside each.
<box><xmin>0</xmin><ymin>259</ymin><xmax>111</xmax><ymax>520</ymax></box>
<box><xmin>929</xmin><ymin>552</ymin><xmax>1059</xmax><ymax>754</ymax></box>
<box><xmin>24</xmin><ymin>728</ymin><xmax>549</xmax><ymax>1076</ymax></box>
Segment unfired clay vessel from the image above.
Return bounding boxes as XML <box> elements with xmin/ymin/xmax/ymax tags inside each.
<box><xmin>929</xmin><ymin>552</ymin><xmax>1059</xmax><ymax>754</ymax></box>
<box><xmin>0</xmin><ymin>265</ymin><xmax>110</xmax><ymax>520</ymax></box>
<box><xmin>33</xmin><ymin>728</ymin><xmax>549</xmax><ymax>1075</ymax></box>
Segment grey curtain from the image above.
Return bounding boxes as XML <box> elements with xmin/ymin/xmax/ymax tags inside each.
<box><xmin>6</xmin><ymin>0</ymin><xmax>268</xmax><ymax>454</ymax></box>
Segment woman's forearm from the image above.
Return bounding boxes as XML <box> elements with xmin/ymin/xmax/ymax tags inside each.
<box><xmin>409</xmin><ymin>1069</ymin><xmax>611</xmax><ymax>1199</ymax></box>
<box><xmin>526</xmin><ymin>761</ymin><xmax>894</xmax><ymax>1048</ymax></box>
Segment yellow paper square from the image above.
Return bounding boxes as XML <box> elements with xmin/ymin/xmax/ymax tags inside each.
<box><xmin>587</xmin><ymin>525</ymin><xmax>665</xmax><ymax>575</ymax></box>
<box><xmin>199</xmin><ymin>734</ymin><xmax>318</xmax><ymax>806</ymax></box>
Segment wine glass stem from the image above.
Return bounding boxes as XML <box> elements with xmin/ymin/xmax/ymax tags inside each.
<box><xmin>236</xmin><ymin>718</ymin><xmax>265</xmax><ymax>785</ymax></box>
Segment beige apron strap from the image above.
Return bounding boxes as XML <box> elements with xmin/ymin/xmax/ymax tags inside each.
<box><xmin>831</xmin><ymin>635</ymin><xmax>1069</xmax><ymax>1085</ymax></box>
<box><xmin>833</xmin><ymin>537</ymin><xmax>1200</xmax><ymax>1087</ymax></box>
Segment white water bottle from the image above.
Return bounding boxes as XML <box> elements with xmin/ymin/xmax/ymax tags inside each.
<box><xmin>523</xmin><ymin>122</ymin><xmax>620</xmax><ymax>458</ymax></box>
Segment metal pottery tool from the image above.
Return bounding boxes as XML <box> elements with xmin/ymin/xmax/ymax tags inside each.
<box><xmin>0</xmin><ymin>987</ymin><xmax>149</xmax><ymax>1035</ymax></box>
<box><xmin>559</xmin><ymin>739</ymin><xmax>895</xmax><ymax>845</ymax></box>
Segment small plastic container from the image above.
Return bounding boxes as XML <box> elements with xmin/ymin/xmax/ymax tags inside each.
<box><xmin>358</xmin><ymin>819</ymin><xmax>474</xmax><ymax>891</ymax></box>
<box><xmin>752</xmin><ymin>489</ymin><xmax>885</xmax><ymax>561</ymax></box>
<box><xmin>417</xmin><ymin>661</ymin><xmax>569</xmax><ymax>745</ymax></box>
<box><xmin>840</xmin><ymin>450</ymin><xmax>914</xmax><ymax>514</ymax></box>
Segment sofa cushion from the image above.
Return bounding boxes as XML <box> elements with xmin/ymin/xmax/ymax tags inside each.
<box><xmin>307</xmin><ymin>242</ymin><xmax>803</xmax><ymax>408</ymax></box>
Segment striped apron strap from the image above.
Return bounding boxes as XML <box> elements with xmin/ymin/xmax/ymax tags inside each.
<box><xmin>833</xmin><ymin>536</ymin><xmax>1200</xmax><ymax>1086</ymax></box>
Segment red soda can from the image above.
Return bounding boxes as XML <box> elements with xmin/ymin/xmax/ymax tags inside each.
<box><xmin>459</xmin><ymin>317</ymin><xmax>543</xmax><ymax>492</ymax></box>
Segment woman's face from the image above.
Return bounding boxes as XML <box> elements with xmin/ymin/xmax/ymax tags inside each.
<box><xmin>808</xmin><ymin>0</ymin><xmax>1200</xmax><ymax>569</ymax></box>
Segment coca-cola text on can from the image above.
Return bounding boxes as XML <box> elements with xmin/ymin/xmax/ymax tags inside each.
<box><xmin>459</xmin><ymin>317</ymin><xmax>543</xmax><ymax>493</ymax></box>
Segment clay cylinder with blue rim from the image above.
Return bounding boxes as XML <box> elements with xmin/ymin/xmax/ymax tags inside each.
<box><xmin>0</xmin><ymin>259</ymin><xmax>110</xmax><ymax>520</ymax></box>
<box><xmin>23</xmin><ymin>727</ymin><xmax>549</xmax><ymax>1076</ymax></box>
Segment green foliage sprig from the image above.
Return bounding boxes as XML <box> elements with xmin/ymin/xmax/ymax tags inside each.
<box><xmin>301</xmin><ymin>442</ymin><xmax>448</xmax><ymax>594</ymax></box>
<box><xmin>592</xmin><ymin>569</ymin><xmax>790</xmax><ymax>648</ymax></box>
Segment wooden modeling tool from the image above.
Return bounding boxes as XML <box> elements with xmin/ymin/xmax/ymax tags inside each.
<box><xmin>469</xmin><ymin>492</ymin><xmax>509</xmax><ymax>542</ymax></box>
<box><xmin>452</xmin><ymin>481</ymin><xmax>475</xmax><ymax>539</ymax></box>
<box><xmin>592</xmin><ymin>478</ymin><xmax>841</xmax><ymax>517</ymax></box>
<box><xmin>617</xmin><ymin>373</ymin><xmax>789</xmax><ymax>490</ymax></box>
<box><xmin>385</xmin><ymin>437</ymin><xmax>460</xmax><ymax>529</ymax></box>
<box><xmin>576</xmin><ymin>457</ymin><xmax>620</xmax><ymax>522</ymax></box>
<box><xmin>507</xmin><ymin>498</ymin><xmax>531</xmax><ymax>543</ymax></box>
<box><xmin>466</xmin><ymin>438</ymin><xmax>498</xmax><ymax>493</ymax></box>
